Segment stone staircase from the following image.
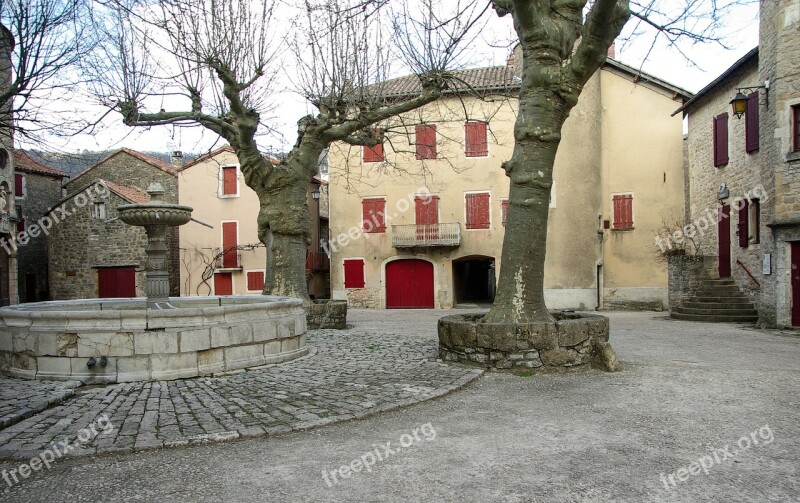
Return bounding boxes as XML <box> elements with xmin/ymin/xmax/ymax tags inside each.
<box><xmin>671</xmin><ymin>278</ymin><xmax>759</xmax><ymax>323</ymax></box>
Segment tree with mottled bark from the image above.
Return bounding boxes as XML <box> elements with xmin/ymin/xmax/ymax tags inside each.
<box><xmin>90</xmin><ymin>0</ymin><xmax>487</xmax><ymax>300</ymax></box>
<box><xmin>483</xmin><ymin>0</ymin><xmax>751</xmax><ymax>323</ymax></box>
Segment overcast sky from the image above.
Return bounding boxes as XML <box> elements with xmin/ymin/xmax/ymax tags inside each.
<box><xmin>52</xmin><ymin>2</ymin><xmax>760</xmax><ymax>156</ymax></box>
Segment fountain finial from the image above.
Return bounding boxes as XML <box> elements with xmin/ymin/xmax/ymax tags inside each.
<box><xmin>146</xmin><ymin>182</ymin><xmax>165</xmax><ymax>202</ymax></box>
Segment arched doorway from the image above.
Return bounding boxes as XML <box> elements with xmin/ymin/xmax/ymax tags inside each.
<box><xmin>453</xmin><ymin>255</ymin><xmax>495</xmax><ymax>306</ymax></box>
<box><xmin>385</xmin><ymin>259</ymin><xmax>434</xmax><ymax>309</ymax></box>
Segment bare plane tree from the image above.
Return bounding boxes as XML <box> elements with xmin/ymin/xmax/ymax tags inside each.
<box><xmin>484</xmin><ymin>0</ymin><xmax>754</xmax><ymax>323</ymax></box>
<box><xmin>90</xmin><ymin>0</ymin><xmax>487</xmax><ymax>301</ymax></box>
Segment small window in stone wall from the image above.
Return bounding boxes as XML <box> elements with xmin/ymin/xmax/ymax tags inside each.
<box><xmin>793</xmin><ymin>105</ymin><xmax>800</xmax><ymax>152</ymax></box>
<box><xmin>92</xmin><ymin>202</ymin><xmax>107</xmax><ymax>219</ymax></box>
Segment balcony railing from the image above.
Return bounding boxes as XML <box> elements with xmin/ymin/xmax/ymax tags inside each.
<box><xmin>306</xmin><ymin>251</ymin><xmax>330</xmax><ymax>271</ymax></box>
<box><xmin>392</xmin><ymin>223</ymin><xmax>461</xmax><ymax>248</ymax></box>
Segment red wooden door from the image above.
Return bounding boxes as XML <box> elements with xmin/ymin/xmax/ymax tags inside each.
<box><xmin>222</xmin><ymin>222</ymin><xmax>238</xmax><ymax>268</ymax></box>
<box><xmin>415</xmin><ymin>196</ymin><xmax>439</xmax><ymax>241</ymax></box>
<box><xmin>98</xmin><ymin>267</ymin><xmax>136</xmax><ymax>298</ymax></box>
<box><xmin>792</xmin><ymin>242</ymin><xmax>800</xmax><ymax>327</ymax></box>
<box><xmin>718</xmin><ymin>204</ymin><xmax>731</xmax><ymax>277</ymax></box>
<box><xmin>386</xmin><ymin>259</ymin><xmax>434</xmax><ymax>309</ymax></box>
<box><xmin>214</xmin><ymin>272</ymin><xmax>233</xmax><ymax>296</ymax></box>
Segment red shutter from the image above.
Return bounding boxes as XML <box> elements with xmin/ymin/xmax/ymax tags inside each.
<box><xmin>745</xmin><ymin>92</ymin><xmax>759</xmax><ymax>153</ymax></box>
<box><xmin>363</xmin><ymin>130</ymin><xmax>384</xmax><ymax>162</ymax></box>
<box><xmin>362</xmin><ymin>198</ymin><xmax>385</xmax><ymax>232</ymax></box>
<box><xmin>415</xmin><ymin>196</ymin><xmax>439</xmax><ymax>240</ymax></box>
<box><xmin>247</xmin><ymin>271</ymin><xmax>265</xmax><ymax>291</ymax></box>
<box><xmin>343</xmin><ymin>259</ymin><xmax>365</xmax><ymax>288</ymax></box>
<box><xmin>415</xmin><ymin>125</ymin><xmax>437</xmax><ymax>160</ymax></box>
<box><xmin>14</xmin><ymin>174</ymin><xmax>23</xmax><ymax>197</ymax></box>
<box><xmin>98</xmin><ymin>267</ymin><xmax>136</xmax><ymax>298</ymax></box>
<box><xmin>465</xmin><ymin>193</ymin><xmax>490</xmax><ymax>229</ymax></box>
<box><xmin>16</xmin><ymin>218</ymin><xmax>24</xmax><ymax>234</ymax></box>
<box><xmin>612</xmin><ymin>194</ymin><xmax>633</xmax><ymax>229</ymax></box>
<box><xmin>738</xmin><ymin>199</ymin><xmax>749</xmax><ymax>248</ymax></box>
<box><xmin>214</xmin><ymin>272</ymin><xmax>233</xmax><ymax>295</ymax></box>
<box><xmin>713</xmin><ymin>113</ymin><xmax>729</xmax><ymax>166</ymax></box>
<box><xmin>793</xmin><ymin>106</ymin><xmax>800</xmax><ymax>152</ymax></box>
<box><xmin>222</xmin><ymin>166</ymin><xmax>237</xmax><ymax>195</ymax></box>
<box><xmin>501</xmin><ymin>199</ymin><xmax>509</xmax><ymax>226</ymax></box>
<box><xmin>465</xmin><ymin>122</ymin><xmax>488</xmax><ymax>157</ymax></box>
<box><xmin>222</xmin><ymin>222</ymin><xmax>238</xmax><ymax>267</ymax></box>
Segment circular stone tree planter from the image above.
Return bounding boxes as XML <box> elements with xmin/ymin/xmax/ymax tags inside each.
<box><xmin>438</xmin><ymin>311</ymin><xmax>620</xmax><ymax>372</ymax></box>
<box><xmin>0</xmin><ymin>296</ymin><xmax>308</xmax><ymax>383</ymax></box>
<box><xmin>305</xmin><ymin>299</ymin><xmax>348</xmax><ymax>329</ymax></box>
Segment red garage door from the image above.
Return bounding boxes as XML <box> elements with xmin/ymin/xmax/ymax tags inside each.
<box><xmin>386</xmin><ymin>259</ymin><xmax>434</xmax><ymax>309</ymax></box>
<box><xmin>98</xmin><ymin>267</ymin><xmax>136</xmax><ymax>298</ymax></box>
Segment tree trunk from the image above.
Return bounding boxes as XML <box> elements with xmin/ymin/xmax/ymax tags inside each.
<box><xmin>484</xmin><ymin>54</ymin><xmax>574</xmax><ymax>323</ymax></box>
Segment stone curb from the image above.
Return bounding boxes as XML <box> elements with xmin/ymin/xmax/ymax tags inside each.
<box><xmin>0</xmin><ymin>381</ymin><xmax>82</xmax><ymax>431</ymax></box>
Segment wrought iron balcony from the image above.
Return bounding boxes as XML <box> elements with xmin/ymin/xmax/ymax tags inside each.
<box><xmin>392</xmin><ymin>223</ymin><xmax>461</xmax><ymax>248</ymax></box>
<box><xmin>215</xmin><ymin>249</ymin><xmax>242</xmax><ymax>270</ymax></box>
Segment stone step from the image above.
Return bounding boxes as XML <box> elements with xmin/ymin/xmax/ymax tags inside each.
<box><xmin>694</xmin><ymin>285</ymin><xmax>749</xmax><ymax>294</ymax></box>
<box><xmin>670</xmin><ymin>312</ymin><xmax>759</xmax><ymax>323</ymax></box>
<box><xmin>673</xmin><ymin>306</ymin><xmax>758</xmax><ymax>316</ymax></box>
<box><xmin>682</xmin><ymin>301</ymin><xmax>756</xmax><ymax>310</ymax></box>
<box><xmin>689</xmin><ymin>295</ymin><xmax>751</xmax><ymax>304</ymax></box>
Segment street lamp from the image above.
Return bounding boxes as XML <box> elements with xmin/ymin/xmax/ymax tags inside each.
<box><xmin>729</xmin><ymin>81</ymin><xmax>769</xmax><ymax>119</ymax></box>
<box><xmin>311</xmin><ymin>188</ymin><xmax>320</xmax><ymax>201</ymax></box>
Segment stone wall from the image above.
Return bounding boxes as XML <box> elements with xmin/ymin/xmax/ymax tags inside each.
<box><xmin>667</xmin><ymin>255</ymin><xmax>717</xmax><ymax>311</ymax></box>
<box><xmin>16</xmin><ymin>173</ymin><xmax>63</xmax><ymax>301</ymax></box>
<box><xmin>53</xmin><ymin>151</ymin><xmax>181</xmax><ymax>299</ymax></box>
<box><xmin>48</xmin><ymin>187</ymin><xmax>149</xmax><ymax>299</ymax></box>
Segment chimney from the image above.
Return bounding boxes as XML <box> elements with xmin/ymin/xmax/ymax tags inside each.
<box><xmin>507</xmin><ymin>43</ymin><xmax>524</xmax><ymax>78</ymax></box>
<box><xmin>170</xmin><ymin>150</ymin><xmax>183</xmax><ymax>169</ymax></box>
<box><xmin>607</xmin><ymin>42</ymin><xmax>616</xmax><ymax>60</ymax></box>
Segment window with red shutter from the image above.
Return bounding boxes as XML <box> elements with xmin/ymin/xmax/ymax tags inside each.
<box><xmin>361</xmin><ymin>198</ymin><xmax>386</xmax><ymax>233</ymax></box>
<box><xmin>14</xmin><ymin>173</ymin><xmax>24</xmax><ymax>198</ymax></box>
<box><xmin>713</xmin><ymin>113</ymin><xmax>729</xmax><ymax>166</ymax></box>
<box><xmin>738</xmin><ymin>199</ymin><xmax>749</xmax><ymax>248</ymax></box>
<box><xmin>214</xmin><ymin>272</ymin><xmax>233</xmax><ymax>295</ymax></box>
<box><xmin>343</xmin><ymin>259</ymin><xmax>365</xmax><ymax>288</ymax></box>
<box><xmin>221</xmin><ymin>221</ymin><xmax>238</xmax><ymax>267</ymax></box>
<box><xmin>501</xmin><ymin>199</ymin><xmax>509</xmax><ymax>226</ymax></box>
<box><xmin>465</xmin><ymin>192</ymin><xmax>490</xmax><ymax>229</ymax></box>
<box><xmin>415</xmin><ymin>125</ymin><xmax>437</xmax><ymax>159</ymax></box>
<box><xmin>247</xmin><ymin>271</ymin><xmax>265</xmax><ymax>291</ymax></box>
<box><xmin>222</xmin><ymin>166</ymin><xmax>238</xmax><ymax>195</ymax></box>
<box><xmin>363</xmin><ymin>130</ymin><xmax>384</xmax><ymax>162</ymax></box>
<box><xmin>793</xmin><ymin>105</ymin><xmax>800</xmax><ymax>152</ymax></box>
<box><xmin>749</xmin><ymin>198</ymin><xmax>760</xmax><ymax>244</ymax></box>
<box><xmin>465</xmin><ymin>122</ymin><xmax>488</xmax><ymax>157</ymax></box>
<box><xmin>612</xmin><ymin>194</ymin><xmax>634</xmax><ymax>229</ymax></box>
<box><xmin>16</xmin><ymin>218</ymin><xmax>24</xmax><ymax>234</ymax></box>
<box><xmin>745</xmin><ymin>92</ymin><xmax>759</xmax><ymax>153</ymax></box>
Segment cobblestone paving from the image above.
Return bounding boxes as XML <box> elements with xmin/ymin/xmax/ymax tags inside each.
<box><xmin>0</xmin><ymin>379</ymin><xmax>82</xmax><ymax>430</ymax></box>
<box><xmin>0</xmin><ymin>324</ymin><xmax>482</xmax><ymax>460</ymax></box>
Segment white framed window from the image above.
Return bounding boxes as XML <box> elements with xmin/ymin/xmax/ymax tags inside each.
<box><xmin>218</xmin><ymin>165</ymin><xmax>240</xmax><ymax>198</ymax></box>
<box><xmin>92</xmin><ymin>202</ymin><xmax>107</xmax><ymax>219</ymax></box>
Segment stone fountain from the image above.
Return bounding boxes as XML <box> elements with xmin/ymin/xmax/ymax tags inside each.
<box><xmin>0</xmin><ymin>182</ymin><xmax>309</xmax><ymax>383</ymax></box>
<box><xmin>117</xmin><ymin>182</ymin><xmax>192</xmax><ymax>309</ymax></box>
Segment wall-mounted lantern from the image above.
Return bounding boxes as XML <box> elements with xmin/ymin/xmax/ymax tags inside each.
<box><xmin>730</xmin><ymin>81</ymin><xmax>769</xmax><ymax>119</ymax></box>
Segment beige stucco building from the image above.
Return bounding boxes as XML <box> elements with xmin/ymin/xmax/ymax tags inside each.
<box><xmin>178</xmin><ymin>146</ymin><xmax>329</xmax><ymax>298</ymax></box>
<box><xmin>327</xmin><ymin>53</ymin><xmax>691</xmax><ymax>310</ymax></box>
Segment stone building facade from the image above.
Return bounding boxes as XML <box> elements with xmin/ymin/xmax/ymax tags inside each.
<box><xmin>48</xmin><ymin>149</ymin><xmax>179</xmax><ymax>299</ymax></box>
<box><xmin>12</xmin><ymin>151</ymin><xmax>66</xmax><ymax>302</ymax></box>
<box><xmin>327</xmin><ymin>54</ymin><xmax>691</xmax><ymax>310</ymax></box>
<box><xmin>675</xmin><ymin>0</ymin><xmax>800</xmax><ymax>327</ymax></box>
<box><xmin>0</xmin><ymin>24</ymin><xmax>17</xmax><ymax>305</ymax></box>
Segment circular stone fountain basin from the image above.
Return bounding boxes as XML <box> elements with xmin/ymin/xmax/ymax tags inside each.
<box><xmin>0</xmin><ymin>296</ymin><xmax>308</xmax><ymax>383</ymax></box>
